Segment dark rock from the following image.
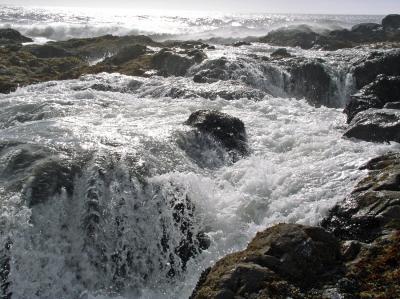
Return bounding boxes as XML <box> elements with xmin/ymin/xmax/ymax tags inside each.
<box><xmin>0</xmin><ymin>28</ymin><xmax>32</xmax><ymax>44</ymax></box>
<box><xmin>322</xmin><ymin>152</ymin><xmax>400</xmax><ymax>242</ymax></box>
<box><xmin>288</xmin><ymin>60</ymin><xmax>333</xmax><ymax>107</ymax></box>
<box><xmin>351</xmin><ymin>23</ymin><xmax>382</xmax><ymax>34</ymax></box>
<box><xmin>167</xmin><ymin>81</ymin><xmax>265</xmax><ymax>101</ymax></box>
<box><xmin>190</xmin><ymin>224</ymin><xmax>342</xmax><ymax>299</ymax></box>
<box><xmin>185</xmin><ymin>110</ymin><xmax>248</xmax><ymax>155</ymax></box>
<box><xmin>344</xmin><ymin>109</ymin><xmax>400</xmax><ymax>143</ymax></box>
<box><xmin>382</xmin><ymin>14</ymin><xmax>400</xmax><ymax>30</ymax></box>
<box><xmin>270</xmin><ymin>48</ymin><xmax>292</xmax><ymax>59</ymax></box>
<box><xmin>259</xmin><ymin>25</ymin><xmax>319</xmax><ymax>49</ymax></box>
<box><xmin>232</xmin><ymin>41</ymin><xmax>251</xmax><ymax>47</ymax></box>
<box><xmin>25</xmin><ymin>44</ymin><xmax>74</xmax><ymax>58</ymax></box>
<box><xmin>187</xmin><ymin>49</ymin><xmax>207</xmax><ymax>64</ymax></box>
<box><xmin>104</xmin><ymin>44</ymin><xmax>147</xmax><ymax>65</ymax></box>
<box><xmin>352</xmin><ymin>50</ymin><xmax>400</xmax><ymax>89</ymax></box>
<box><xmin>192</xmin><ymin>57</ymin><xmax>232</xmax><ymax>83</ymax></box>
<box><xmin>344</xmin><ymin>75</ymin><xmax>400</xmax><ymax>123</ymax></box>
<box><xmin>23</xmin><ymin>157</ymin><xmax>84</xmax><ymax>207</ymax></box>
<box><xmin>152</xmin><ymin>49</ymin><xmax>195</xmax><ymax>76</ymax></box>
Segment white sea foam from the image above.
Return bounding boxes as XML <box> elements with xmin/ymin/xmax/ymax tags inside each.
<box><xmin>0</xmin><ymin>72</ymin><xmax>397</xmax><ymax>298</ymax></box>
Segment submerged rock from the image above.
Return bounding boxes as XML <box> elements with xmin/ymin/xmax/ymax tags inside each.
<box><xmin>185</xmin><ymin>110</ymin><xmax>248</xmax><ymax>155</ymax></box>
<box><xmin>344</xmin><ymin>75</ymin><xmax>400</xmax><ymax>123</ymax></box>
<box><xmin>344</xmin><ymin>109</ymin><xmax>400</xmax><ymax>143</ymax></box>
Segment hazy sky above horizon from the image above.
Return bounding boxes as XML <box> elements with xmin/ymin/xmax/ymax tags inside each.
<box><xmin>0</xmin><ymin>0</ymin><xmax>399</xmax><ymax>14</ymax></box>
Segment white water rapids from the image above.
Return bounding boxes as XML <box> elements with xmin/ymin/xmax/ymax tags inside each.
<box><xmin>0</xmin><ymin>70</ymin><xmax>397</xmax><ymax>298</ymax></box>
<box><xmin>0</xmin><ymin>6</ymin><xmax>398</xmax><ymax>299</ymax></box>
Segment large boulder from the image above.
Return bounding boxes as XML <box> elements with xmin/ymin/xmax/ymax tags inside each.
<box><xmin>344</xmin><ymin>108</ymin><xmax>400</xmax><ymax>143</ymax></box>
<box><xmin>382</xmin><ymin>14</ymin><xmax>400</xmax><ymax>30</ymax></box>
<box><xmin>259</xmin><ymin>25</ymin><xmax>319</xmax><ymax>49</ymax></box>
<box><xmin>103</xmin><ymin>44</ymin><xmax>147</xmax><ymax>65</ymax></box>
<box><xmin>352</xmin><ymin>50</ymin><xmax>400</xmax><ymax>89</ymax></box>
<box><xmin>185</xmin><ymin>110</ymin><xmax>248</xmax><ymax>155</ymax></box>
<box><xmin>191</xmin><ymin>224</ymin><xmax>342</xmax><ymax>299</ymax></box>
<box><xmin>0</xmin><ymin>28</ymin><xmax>32</xmax><ymax>44</ymax></box>
<box><xmin>152</xmin><ymin>49</ymin><xmax>197</xmax><ymax>76</ymax></box>
<box><xmin>344</xmin><ymin>75</ymin><xmax>400</xmax><ymax>123</ymax></box>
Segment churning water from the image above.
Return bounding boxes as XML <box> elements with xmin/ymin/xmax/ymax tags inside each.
<box><xmin>0</xmin><ymin>5</ymin><xmax>398</xmax><ymax>299</ymax></box>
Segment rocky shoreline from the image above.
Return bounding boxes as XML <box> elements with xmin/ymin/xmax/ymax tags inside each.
<box><xmin>1</xmin><ymin>13</ymin><xmax>400</xmax><ymax>299</ymax></box>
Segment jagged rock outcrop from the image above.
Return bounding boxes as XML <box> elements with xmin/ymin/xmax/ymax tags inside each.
<box><xmin>191</xmin><ymin>224</ymin><xmax>344</xmax><ymax>299</ymax></box>
<box><xmin>344</xmin><ymin>108</ymin><xmax>400</xmax><ymax>143</ymax></box>
<box><xmin>192</xmin><ymin>153</ymin><xmax>400</xmax><ymax>299</ymax></box>
<box><xmin>344</xmin><ymin>75</ymin><xmax>400</xmax><ymax>123</ymax></box>
<box><xmin>0</xmin><ymin>31</ymin><xmax>208</xmax><ymax>93</ymax></box>
<box><xmin>323</xmin><ymin>152</ymin><xmax>400</xmax><ymax>241</ymax></box>
<box><xmin>0</xmin><ymin>28</ymin><xmax>32</xmax><ymax>45</ymax></box>
<box><xmin>185</xmin><ymin>110</ymin><xmax>248</xmax><ymax>156</ymax></box>
<box><xmin>352</xmin><ymin>50</ymin><xmax>400</xmax><ymax>89</ymax></box>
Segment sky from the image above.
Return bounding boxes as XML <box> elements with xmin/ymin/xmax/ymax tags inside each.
<box><xmin>0</xmin><ymin>0</ymin><xmax>399</xmax><ymax>14</ymax></box>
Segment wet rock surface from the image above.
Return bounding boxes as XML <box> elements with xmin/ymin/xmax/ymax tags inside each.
<box><xmin>185</xmin><ymin>110</ymin><xmax>248</xmax><ymax>156</ymax></box>
<box><xmin>192</xmin><ymin>154</ymin><xmax>400</xmax><ymax>299</ymax></box>
<box><xmin>344</xmin><ymin>75</ymin><xmax>400</xmax><ymax>123</ymax></box>
<box><xmin>352</xmin><ymin>50</ymin><xmax>400</xmax><ymax>89</ymax></box>
<box><xmin>344</xmin><ymin>109</ymin><xmax>400</xmax><ymax>143</ymax></box>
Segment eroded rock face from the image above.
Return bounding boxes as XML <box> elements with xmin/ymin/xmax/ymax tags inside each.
<box><xmin>185</xmin><ymin>110</ymin><xmax>248</xmax><ymax>156</ymax></box>
<box><xmin>344</xmin><ymin>109</ymin><xmax>400</xmax><ymax>143</ymax></box>
<box><xmin>344</xmin><ymin>75</ymin><xmax>400</xmax><ymax>123</ymax></box>
<box><xmin>191</xmin><ymin>224</ymin><xmax>342</xmax><ymax>299</ymax></box>
<box><xmin>352</xmin><ymin>50</ymin><xmax>400</xmax><ymax>89</ymax></box>
<box><xmin>323</xmin><ymin>153</ymin><xmax>400</xmax><ymax>242</ymax></box>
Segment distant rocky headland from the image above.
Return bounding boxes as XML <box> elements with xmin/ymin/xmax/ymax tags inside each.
<box><xmin>1</xmin><ymin>13</ymin><xmax>400</xmax><ymax>299</ymax></box>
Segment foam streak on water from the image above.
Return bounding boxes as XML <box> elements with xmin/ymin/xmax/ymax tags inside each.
<box><xmin>0</xmin><ymin>71</ymin><xmax>397</xmax><ymax>298</ymax></box>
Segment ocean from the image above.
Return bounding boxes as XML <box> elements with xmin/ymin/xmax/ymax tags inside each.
<box><xmin>0</xmin><ymin>5</ymin><xmax>397</xmax><ymax>299</ymax></box>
